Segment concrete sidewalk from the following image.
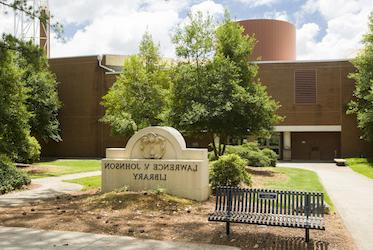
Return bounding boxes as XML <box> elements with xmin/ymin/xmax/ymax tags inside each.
<box><xmin>278</xmin><ymin>162</ymin><xmax>373</xmax><ymax>250</ymax></box>
<box><xmin>0</xmin><ymin>226</ymin><xmax>238</xmax><ymax>250</ymax></box>
<box><xmin>0</xmin><ymin>171</ymin><xmax>101</xmax><ymax>207</ymax></box>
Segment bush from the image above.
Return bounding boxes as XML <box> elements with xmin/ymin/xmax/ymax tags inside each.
<box><xmin>262</xmin><ymin>148</ymin><xmax>278</xmax><ymax>167</ymax></box>
<box><xmin>225</xmin><ymin>142</ymin><xmax>277</xmax><ymax>167</ymax></box>
<box><xmin>245</xmin><ymin>150</ymin><xmax>270</xmax><ymax>167</ymax></box>
<box><xmin>0</xmin><ymin>156</ymin><xmax>31</xmax><ymax>194</ymax></box>
<box><xmin>209</xmin><ymin>154</ymin><xmax>251</xmax><ymax>190</ymax></box>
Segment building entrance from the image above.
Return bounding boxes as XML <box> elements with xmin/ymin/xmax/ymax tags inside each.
<box><xmin>291</xmin><ymin>132</ymin><xmax>341</xmax><ymax>160</ymax></box>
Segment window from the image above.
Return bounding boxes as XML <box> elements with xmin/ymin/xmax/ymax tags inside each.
<box><xmin>295</xmin><ymin>69</ymin><xmax>316</xmax><ymax>104</ymax></box>
<box><xmin>258</xmin><ymin>133</ymin><xmax>281</xmax><ymax>158</ymax></box>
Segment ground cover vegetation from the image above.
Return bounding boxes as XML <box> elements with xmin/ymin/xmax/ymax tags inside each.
<box><xmin>24</xmin><ymin>159</ymin><xmax>101</xmax><ymax>178</ymax></box>
<box><xmin>0</xmin><ymin>1</ymin><xmax>62</xmax><ymax>193</ymax></box>
<box><xmin>102</xmin><ymin>11</ymin><xmax>281</xmax><ymax>159</ymax></box>
<box><xmin>346</xmin><ymin>158</ymin><xmax>373</xmax><ymax>179</ymax></box>
<box><xmin>348</xmin><ymin>13</ymin><xmax>373</xmax><ymax>142</ymax></box>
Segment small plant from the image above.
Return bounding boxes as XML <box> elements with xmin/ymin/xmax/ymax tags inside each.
<box><xmin>115</xmin><ymin>186</ymin><xmax>129</xmax><ymax>193</ymax></box>
<box><xmin>153</xmin><ymin>187</ymin><xmax>166</xmax><ymax>195</ymax></box>
<box><xmin>209</xmin><ymin>154</ymin><xmax>251</xmax><ymax>190</ymax></box>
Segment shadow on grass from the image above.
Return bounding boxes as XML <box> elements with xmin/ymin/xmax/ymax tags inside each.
<box><xmin>246</xmin><ymin>168</ymin><xmax>276</xmax><ymax>177</ymax></box>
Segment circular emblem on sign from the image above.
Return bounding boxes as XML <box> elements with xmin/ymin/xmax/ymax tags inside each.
<box><xmin>139</xmin><ymin>133</ymin><xmax>166</xmax><ymax>159</ymax></box>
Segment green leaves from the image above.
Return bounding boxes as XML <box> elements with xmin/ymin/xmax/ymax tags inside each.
<box><xmin>172</xmin><ymin>11</ymin><xmax>215</xmax><ymax>63</ymax></box>
<box><xmin>101</xmin><ymin>32</ymin><xmax>171</xmax><ymax>136</ymax></box>
<box><xmin>102</xmin><ymin>11</ymin><xmax>280</xmax><ymax>157</ymax></box>
<box><xmin>348</xmin><ymin>13</ymin><xmax>373</xmax><ymax>142</ymax></box>
<box><xmin>169</xmin><ymin>11</ymin><xmax>281</xmax><ymax>157</ymax></box>
<box><xmin>0</xmin><ymin>34</ymin><xmax>60</xmax><ymax>163</ymax></box>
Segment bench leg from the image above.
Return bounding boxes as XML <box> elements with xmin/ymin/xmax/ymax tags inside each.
<box><xmin>305</xmin><ymin>228</ymin><xmax>310</xmax><ymax>242</ymax></box>
<box><xmin>226</xmin><ymin>222</ymin><xmax>230</xmax><ymax>236</ymax></box>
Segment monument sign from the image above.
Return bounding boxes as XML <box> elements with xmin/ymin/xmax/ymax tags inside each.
<box><xmin>102</xmin><ymin>126</ymin><xmax>209</xmax><ymax>201</ymax></box>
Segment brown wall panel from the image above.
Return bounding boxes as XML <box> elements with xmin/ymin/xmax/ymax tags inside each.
<box><xmin>291</xmin><ymin>132</ymin><xmax>341</xmax><ymax>160</ymax></box>
<box><xmin>259</xmin><ymin>61</ymin><xmax>343</xmax><ymax>126</ymax></box>
<box><xmin>41</xmin><ymin>56</ymin><xmax>102</xmax><ymax>157</ymax></box>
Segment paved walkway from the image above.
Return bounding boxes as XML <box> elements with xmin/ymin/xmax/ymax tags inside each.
<box><xmin>0</xmin><ymin>226</ymin><xmax>238</xmax><ymax>250</ymax></box>
<box><xmin>278</xmin><ymin>162</ymin><xmax>373</xmax><ymax>250</ymax></box>
<box><xmin>0</xmin><ymin>171</ymin><xmax>101</xmax><ymax>207</ymax></box>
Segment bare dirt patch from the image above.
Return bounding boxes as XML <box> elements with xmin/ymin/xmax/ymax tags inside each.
<box><xmin>248</xmin><ymin>167</ymin><xmax>288</xmax><ymax>187</ymax></box>
<box><xmin>22</xmin><ymin>165</ymin><xmax>54</xmax><ymax>176</ymax></box>
<box><xmin>0</xmin><ymin>190</ymin><xmax>355</xmax><ymax>250</ymax></box>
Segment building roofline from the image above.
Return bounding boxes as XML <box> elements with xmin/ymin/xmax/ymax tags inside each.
<box><xmin>49</xmin><ymin>54</ymin><xmax>99</xmax><ymax>60</ymax></box>
<box><xmin>237</xmin><ymin>18</ymin><xmax>295</xmax><ymax>28</ymax></box>
<box><xmin>253</xmin><ymin>58</ymin><xmax>352</xmax><ymax>64</ymax></box>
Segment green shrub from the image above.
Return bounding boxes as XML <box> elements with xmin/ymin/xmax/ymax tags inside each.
<box><xmin>262</xmin><ymin>148</ymin><xmax>278</xmax><ymax>167</ymax></box>
<box><xmin>241</xmin><ymin>142</ymin><xmax>261</xmax><ymax>152</ymax></box>
<box><xmin>225</xmin><ymin>143</ymin><xmax>277</xmax><ymax>167</ymax></box>
<box><xmin>25</xmin><ymin>136</ymin><xmax>41</xmax><ymax>163</ymax></box>
<box><xmin>0</xmin><ymin>156</ymin><xmax>31</xmax><ymax>194</ymax></box>
<box><xmin>245</xmin><ymin>150</ymin><xmax>270</xmax><ymax>167</ymax></box>
<box><xmin>209</xmin><ymin>154</ymin><xmax>251</xmax><ymax>190</ymax></box>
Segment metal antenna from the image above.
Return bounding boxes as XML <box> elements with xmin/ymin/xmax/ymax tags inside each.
<box><xmin>13</xmin><ymin>0</ymin><xmax>50</xmax><ymax>57</ymax></box>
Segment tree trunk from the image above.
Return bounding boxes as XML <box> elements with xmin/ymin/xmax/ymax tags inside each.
<box><xmin>211</xmin><ymin>133</ymin><xmax>218</xmax><ymax>158</ymax></box>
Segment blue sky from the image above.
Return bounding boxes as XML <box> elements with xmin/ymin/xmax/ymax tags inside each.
<box><xmin>1</xmin><ymin>0</ymin><xmax>372</xmax><ymax>59</ymax></box>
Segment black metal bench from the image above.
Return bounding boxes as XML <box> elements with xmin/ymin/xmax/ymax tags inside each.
<box><xmin>208</xmin><ymin>186</ymin><xmax>325</xmax><ymax>242</ymax></box>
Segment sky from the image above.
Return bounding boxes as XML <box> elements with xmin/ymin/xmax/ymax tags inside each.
<box><xmin>0</xmin><ymin>0</ymin><xmax>372</xmax><ymax>60</ymax></box>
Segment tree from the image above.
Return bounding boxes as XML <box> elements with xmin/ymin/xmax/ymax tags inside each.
<box><xmin>0</xmin><ymin>34</ymin><xmax>60</xmax><ymax>162</ymax></box>
<box><xmin>5</xmin><ymin>35</ymin><xmax>61</xmax><ymax>142</ymax></box>
<box><xmin>0</xmin><ymin>39</ymin><xmax>40</xmax><ymax>162</ymax></box>
<box><xmin>101</xmin><ymin>32</ymin><xmax>171</xmax><ymax>136</ymax></box>
<box><xmin>169</xmin><ymin>12</ymin><xmax>281</xmax><ymax>157</ymax></box>
<box><xmin>348</xmin><ymin>13</ymin><xmax>373</xmax><ymax>142</ymax></box>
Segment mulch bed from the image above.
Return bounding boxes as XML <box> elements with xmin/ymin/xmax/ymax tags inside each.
<box><xmin>0</xmin><ymin>189</ymin><xmax>356</xmax><ymax>250</ymax></box>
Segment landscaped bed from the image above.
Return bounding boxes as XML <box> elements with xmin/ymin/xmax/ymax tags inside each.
<box><xmin>66</xmin><ymin>167</ymin><xmax>334</xmax><ymax>210</ymax></box>
<box><xmin>0</xmin><ymin>167</ymin><xmax>353</xmax><ymax>249</ymax></box>
<box><xmin>0</xmin><ymin>189</ymin><xmax>353</xmax><ymax>250</ymax></box>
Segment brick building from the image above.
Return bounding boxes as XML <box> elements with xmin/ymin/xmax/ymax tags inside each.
<box><xmin>41</xmin><ymin>19</ymin><xmax>373</xmax><ymax>160</ymax></box>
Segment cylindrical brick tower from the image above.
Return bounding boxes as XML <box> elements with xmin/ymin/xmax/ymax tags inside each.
<box><xmin>238</xmin><ymin>19</ymin><xmax>296</xmax><ymax>61</ymax></box>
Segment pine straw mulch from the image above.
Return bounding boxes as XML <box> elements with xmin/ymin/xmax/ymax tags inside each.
<box><xmin>0</xmin><ymin>189</ymin><xmax>356</xmax><ymax>250</ymax></box>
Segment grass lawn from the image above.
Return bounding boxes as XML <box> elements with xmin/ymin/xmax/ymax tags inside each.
<box><xmin>248</xmin><ymin>167</ymin><xmax>334</xmax><ymax>209</ymax></box>
<box><xmin>346</xmin><ymin>158</ymin><xmax>373</xmax><ymax>179</ymax></box>
<box><xmin>65</xmin><ymin>175</ymin><xmax>101</xmax><ymax>191</ymax></box>
<box><xmin>26</xmin><ymin>159</ymin><xmax>101</xmax><ymax>178</ymax></box>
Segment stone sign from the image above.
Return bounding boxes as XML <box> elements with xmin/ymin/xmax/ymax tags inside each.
<box><xmin>102</xmin><ymin>126</ymin><xmax>209</xmax><ymax>201</ymax></box>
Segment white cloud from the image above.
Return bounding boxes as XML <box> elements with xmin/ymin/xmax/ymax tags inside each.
<box><xmin>263</xmin><ymin>11</ymin><xmax>289</xmax><ymax>21</ymax></box>
<box><xmin>49</xmin><ymin>0</ymin><xmax>227</xmax><ymax>58</ymax></box>
<box><xmin>235</xmin><ymin>0</ymin><xmax>278</xmax><ymax>7</ymax></box>
<box><xmin>190</xmin><ymin>0</ymin><xmax>224</xmax><ymax>16</ymax></box>
<box><xmin>51</xmin><ymin>8</ymin><xmax>180</xmax><ymax>58</ymax></box>
<box><xmin>296</xmin><ymin>0</ymin><xmax>373</xmax><ymax>60</ymax></box>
